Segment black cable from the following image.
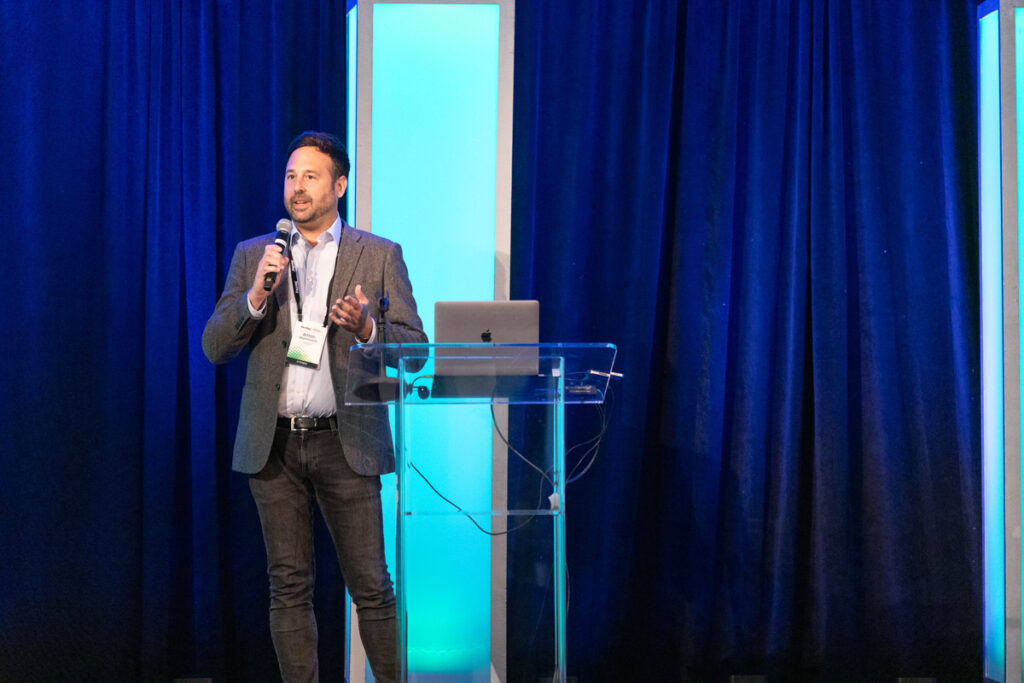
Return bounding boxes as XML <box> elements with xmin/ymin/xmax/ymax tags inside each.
<box><xmin>408</xmin><ymin>460</ymin><xmax>538</xmax><ymax>537</ymax></box>
<box><xmin>565</xmin><ymin>384</ymin><xmax>613</xmax><ymax>484</ymax></box>
<box><xmin>490</xmin><ymin>401</ymin><xmax>555</xmax><ymax>488</ymax></box>
<box><xmin>408</xmin><ymin>382</ymin><xmax>614</xmax><ymax>537</ymax></box>
<box><xmin>566</xmin><ymin>403</ymin><xmax>608</xmax><ymax>484</ymax></box>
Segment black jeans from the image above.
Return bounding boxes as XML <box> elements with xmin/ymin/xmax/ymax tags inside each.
<box><xmin>250</xmin><ymin>426</ymin><xmax>396</xmax><ymax>683</ymax></box>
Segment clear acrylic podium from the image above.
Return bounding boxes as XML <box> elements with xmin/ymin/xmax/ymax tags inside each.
<box><xmin>346</xmin><ymin>343</ymin><xmax>617</xmax><ymax>683</ymax></box>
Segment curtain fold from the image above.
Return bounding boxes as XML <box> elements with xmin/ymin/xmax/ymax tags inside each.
<box><xmin>512</xmin><ymin>1</ymin><xmax>980</xmax><ymax>680</ymax></box>
<box><xmin>1</xmin><ymin>2</ymin><xmax>347</xmax><ymax>680</ymax></box>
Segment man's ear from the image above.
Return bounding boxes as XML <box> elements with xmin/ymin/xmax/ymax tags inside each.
<box><xmin>335</xmin><ymin>175</ymin><xmax>348</xmax><ymax>199</ymax></box>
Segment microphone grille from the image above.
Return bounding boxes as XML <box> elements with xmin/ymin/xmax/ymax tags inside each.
<box><xmin>276</xmin><ymin>218</ymin><xmax>292</xmax><ymax>235</ymax></box>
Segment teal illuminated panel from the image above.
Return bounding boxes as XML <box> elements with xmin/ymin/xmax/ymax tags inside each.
<box><xmin>372</xmin><ymin>3</ymin><xmax>499</xmax><ymax>323</ymax></box>
<box><xmin>371</xmin><ymin>3</ymin><xmax>501</xmax><ymax>676</ymax></box>
<box><xmin>981</xmin><ymin>7</ymin><xmax>1005</xmax><ymax>680</ymax></box>
<box><xmin>346</xmin><ymin>5</ymin><xmax>358</xmax><ymax>223</ymax></box>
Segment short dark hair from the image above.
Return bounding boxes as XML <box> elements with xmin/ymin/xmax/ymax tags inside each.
<box><xmin>286</xmin><ymin>131</ymin><xmax>350</xmax><ymax>180</ymax></box>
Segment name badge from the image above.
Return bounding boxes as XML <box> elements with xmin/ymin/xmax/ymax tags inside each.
<box><xmin>286</xmin><ymin>321</ymin><xmax>329</xmax><ymax>369</ymax></box>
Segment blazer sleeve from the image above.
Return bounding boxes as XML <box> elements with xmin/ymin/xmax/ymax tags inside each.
<box><xmin>378</xmin><ymin>241</ymin><xmax>428</xmax><ymax>346</ymax></box>
<box><xmin>202</xmin><ymin>241</ymin><xmax>263</xmax><ymax>364</ymax></box>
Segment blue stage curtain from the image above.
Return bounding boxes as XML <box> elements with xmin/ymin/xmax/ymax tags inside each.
<box><xmin>0</xmin><ymin>1</ymin><xmax>348</xmax><ymax>681</ymax></box>
<box><xmin>0</xmin><ymin>0</ymin><xmax>981</xmax><ymax>681</ymax></box>
<box><xmin>512</xmin><ymin>1</ymin><xmax>980</xmax><ymax>681</ymax></box>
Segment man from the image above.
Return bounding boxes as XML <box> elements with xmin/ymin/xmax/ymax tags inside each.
<box><xmin>202</xmin><ymin>131</ymin><xmax>426</xmax><ymax>683</ymax></box>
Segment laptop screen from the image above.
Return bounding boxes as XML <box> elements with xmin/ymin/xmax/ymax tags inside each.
<box><xmin>434</xmin><ymin>300</ymin><xmax>539</xmax><ymax>345</ymax></box>
<box><xmin>431</xmin><ymin>301</ymin><xmax>540</xmax><ymax>393</ymax></box>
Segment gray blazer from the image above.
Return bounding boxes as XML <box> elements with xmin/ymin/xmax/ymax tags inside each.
<box><xmin>202</xmin><ymin>222</ymin><xmax>427</xmax><ymax>475</ymax></box>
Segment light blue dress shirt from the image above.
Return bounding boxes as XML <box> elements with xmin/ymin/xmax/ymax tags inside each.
<box><xmin>248</xmin><ymin>216</ymin><xmax>376</xmax><ymax>417</ymax></box>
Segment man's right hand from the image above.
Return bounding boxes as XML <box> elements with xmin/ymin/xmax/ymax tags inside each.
<box><xmin>248</xmin><ymin>243</ymin><xmax>290</xmax><ymax>310</ymax></box>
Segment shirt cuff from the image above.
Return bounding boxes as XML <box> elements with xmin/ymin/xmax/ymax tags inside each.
<box><xmin>247</xmin><ymin>291</ymin><xmax>268</xmax><ymax>319</ymax></box>
<box><xmin>358</xmin><ymin>317</ymin><xmax>377</xmax><ymax>344</ymax></box>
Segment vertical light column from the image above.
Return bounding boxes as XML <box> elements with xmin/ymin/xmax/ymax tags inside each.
<box><xmin>981</xmin><ymin>2</ymin><xmax>1024</xmax><ymax>681</ymax></box>
<box><xmin>344</xmin><ymin>9</ymin><xmax>363</xmax><ymax>680</ymax></box>
<box><xmin>981</xmin><ymin>4</ymin><xmax>1007</xmax><ymax>681</ymax></box>
<box><xmin>1011</xmin><ymin>8</ymin><xmax>1024</xmax><ymax>682</ymax></box>
<box><xmin>347</xmin><ymin>1</ymin><xmax>514</xmax><ymax>680</ymax></box>
<box><xmin>347</xmin><ymin>1</ymin><xmax>358</xmax><ymax>224</ymax></box>
<box><xmin>344</xmin><ymin>7</ymin><xmax>360</xmax><ymax>679</ymax></box>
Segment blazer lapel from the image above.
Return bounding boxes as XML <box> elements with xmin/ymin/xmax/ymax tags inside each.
<box><xmin>331</xmin><ymin>221</ymin><xmax>364</xmax><ymax>305</ymax></box>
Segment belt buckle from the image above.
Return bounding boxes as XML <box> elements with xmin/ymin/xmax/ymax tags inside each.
<box><xmin>291</xmin><ymin>416</ymin><xmax>311</xmax><ymax>431</ymax></box>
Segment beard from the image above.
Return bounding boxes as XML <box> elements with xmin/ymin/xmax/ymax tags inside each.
<box><xmin>286</xmin><ymin>192</ymin><xmax>335</xmax><ymax>227</ymax></box>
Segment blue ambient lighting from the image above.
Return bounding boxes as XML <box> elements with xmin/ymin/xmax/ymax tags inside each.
<box><xmin>980</xmin><ymin>7</ymin><xmax>1005</xmax><ymax>680</ymax></box>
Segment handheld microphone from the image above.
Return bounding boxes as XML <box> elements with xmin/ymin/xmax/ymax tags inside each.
<box><xmin>263</xmin><ymin>219</ymin><xmax>291</xmax><ymax>291</ymax></box>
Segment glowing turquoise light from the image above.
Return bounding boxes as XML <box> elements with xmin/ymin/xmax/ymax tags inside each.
<box><xmin>346</xmin><ymin>6</ymin><xmax>357</xmax><ymax>224</ymax></box>
<box><xmin>371</xmin><ymin>3</ymin><xmax>499</xmax><ymax>315</ymax></box>
<box><xmin>980</xmin><ymin>6</ymin><xmax>1005</xmax><ymax>680</ymax></box>
<box><xmin>371</xmin><ymin>3</ymin><xmax>501</xmax><ymax>677</ymax></box>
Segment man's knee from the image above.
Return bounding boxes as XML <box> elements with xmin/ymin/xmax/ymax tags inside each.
<box><xmin>268</xmin><ymin>566</ymin><xmax>315</xmax><ymax>609</ymax></box>
<box><xmin>353</xmin><ymin>587</ymin><xmax>396</xmax><ymax>620</ymax></box>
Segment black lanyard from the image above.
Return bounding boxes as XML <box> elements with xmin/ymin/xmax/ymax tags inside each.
<box><xmin>288</xmin><ymin>228</ymin><xmax>342</xmax><ymax>326</ymax></box>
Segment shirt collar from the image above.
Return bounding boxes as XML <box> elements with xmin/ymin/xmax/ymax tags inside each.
<box><xmin>289</xmin><ymin>215</ymin><xmax>342</xmax><ymax>249</ymax></box>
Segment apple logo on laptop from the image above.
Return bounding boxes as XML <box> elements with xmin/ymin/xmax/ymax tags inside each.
<box><xmin>481</xmin><ymin>329</ymin><xmax>492</xmax><ymax>342</ymax></box>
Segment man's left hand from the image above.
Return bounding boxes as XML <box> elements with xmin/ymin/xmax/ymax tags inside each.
<box><xmin>330</xmin><ymin>284</ymin><xmax>372</xmax><ymax>339</ymax></box>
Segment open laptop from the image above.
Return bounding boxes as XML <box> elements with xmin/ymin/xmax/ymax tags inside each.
<box><xmin>431</xmin><ymin>300</ymin><xmax>540</xmax><ymax>397</ymax></box>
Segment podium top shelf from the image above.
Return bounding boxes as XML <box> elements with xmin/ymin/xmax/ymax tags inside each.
<box><xmin>344</xmin><ymin>342</ymin><xmax>618</xmax><ymax>405</ymax></box>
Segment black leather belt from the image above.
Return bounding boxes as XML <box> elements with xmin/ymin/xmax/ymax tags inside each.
<box><xmin>277</xmin><ymin>416</ymin><xmax>337</xmax><ymax>431</ymax></box>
